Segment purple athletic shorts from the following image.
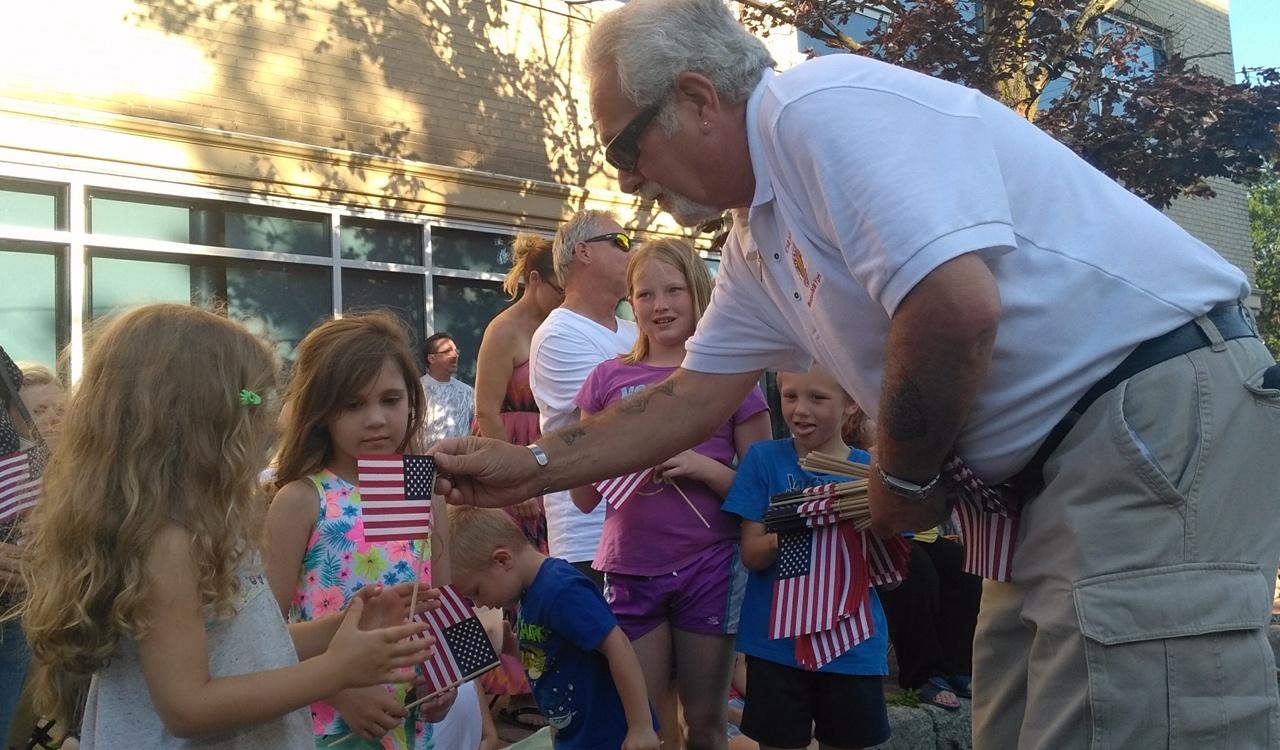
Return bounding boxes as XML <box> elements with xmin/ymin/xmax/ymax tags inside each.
<box><xmin>603</xmin><ymin>542</ymin><xmax>746</xmax><ymax>640</ymax></box>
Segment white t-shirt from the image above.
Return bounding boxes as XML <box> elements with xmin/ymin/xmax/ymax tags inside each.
<box><xmin>420</xmin><ymin>375</ymin><xmax>475</xmax><ymax>447</ymax></box>
<box><xmin>684</xmin><ymin>56</ymin><xmax>1248</xmax><ymax>481</ymax></box>
<box><xmin>428</xmin><ymin>680</ymin><xmax>483</xmax><ymax>750</ymax></box>
<box><xmin>529</xmin><ymin>307</ymin><xmax>638</xmax><ymax>562</ymax></box>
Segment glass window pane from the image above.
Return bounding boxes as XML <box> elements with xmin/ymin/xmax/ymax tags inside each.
<box><xmin>431</xmin><ymin>276</ymin><xmax>507</xmax><ymax>383</ymax></box>
<box><xmin>0</xmin><ymin>245</ymin><xmax>61</xmax><ymax>369</ymax></box>
<box><xmin>226</xmin><ymin>261</ymin><xmax>331</xmax><ymax>364</ymax></box>
<box><xmin>90</xmin><ymin>254</ymin><xmax>193</xmax><ymax>319</ymax></box>
<box><xmin>0</xmin><ymin>180</ymin><xmax>63</xmax><ymax>231</ymax></box>
<box><xmin>341</xmin><ymin>219</ymin><xmax>423</xmax><ymax>265</ymax></box>
<box><xmin>90</xmin><ymin>253</ymin><xmax>331</xmax><ymax>366</ymax></box>
<box><xmin>225</xmin><ymin>209</ymin><xmax>329</xmax><ymax>257</ymax></box>
<box><xmin>431</xmin><ymin>226</ymin><xmax>513</xmax><ymax>274</ymax></box>
<box><xmin>90</xmin><ymin>193</ymin><xmax>192</xmax><ymax>243</ymax></box>
<box><xmin>343</xmin><ymin>269</ymin><xmax>427</xmax><ymax>370</ymax></box>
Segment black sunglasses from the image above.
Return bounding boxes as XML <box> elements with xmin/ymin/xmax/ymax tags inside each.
<box><xmin>582</xmin><ymin>232</ymin><xmax>633</xmax><ymax>253</ymax></box>
<box><xmin>603</xmin><ymin>101</ymin><xmax>663</xmax><ymax>174</ymax></box>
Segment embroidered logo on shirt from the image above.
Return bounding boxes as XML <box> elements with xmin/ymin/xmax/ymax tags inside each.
<box><xmin>786</xmin><ymin>233</ymin><xmax>823</xmax><ymax>308</ymax></box>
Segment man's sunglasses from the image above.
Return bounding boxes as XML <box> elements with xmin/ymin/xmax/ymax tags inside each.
<box><xmin>582</xmin><ymin>232</ymin><xmax>633</xmax><ymax>253</ymax></box>
<box><xmin>603</xmin><ymin>101</ymin><xmax>663</xmax><ymax>174</ymax></box>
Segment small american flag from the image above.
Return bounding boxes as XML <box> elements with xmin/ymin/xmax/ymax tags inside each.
<box><xmin>862</xmin><ymin>533</ymin><xmax>912</xmax><ymax>587</ymax></box>
<box><xmin>953</xmin><ymin>495</ymin><xmax>1018</xmax><ymax>582</ymax></box>
<box><xmin>942</xmin><ymin>456</ymin><xmax>1018</xmax><ymax>582</ymax></box>
<box><xmin>412</xmin><ymin>585</ymin><xmax>500</xmax><ymax>698</ymax></box>
<box><xmin>0</xmin><ymin>450</ymin><xmax>38</xmax><ymax>525</ymax></box>
<box><xmin>592</xmin><ymin>467</ymin><xmax>655</xmax><ymax>511</ymax></box>
<box><xmin>357</xmin><ymin>454</ymin><xmax>435</xmax><ymax>543</ymax></box>
<box><xmin>770</xmin><ymin>521</ymin><xmax>873</xmax><ymax>671</ymax></box>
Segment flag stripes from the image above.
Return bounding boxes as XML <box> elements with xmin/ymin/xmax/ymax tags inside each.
<box><xmin>796</xmin><ymin>596</ymin><xmax>874</xmax><ymax>671</ymax></box>
<box><xmin>593</xmin><ymin>467</ymin><xmax>655</xmax><ymax>511</ymax></box>
<box><xmin>954</xmin><ymin>494</ymin><xmax>1017</xmax><ymax>582</ymax></box>
<box><xmin>862</xmin><ymin>533</ymin><xmax>911</xmax><ymax>586</ymax></box>
<box><xmin>0</xmin><ymin>450</ymin><xmax>38</xmax><ymax>524</ymax></box>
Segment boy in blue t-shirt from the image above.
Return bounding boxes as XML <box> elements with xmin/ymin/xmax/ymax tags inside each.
<box><xmin>447</xmin><ymin>505</ymin><xmax>659</xmax><ymax>750</ymax></box>
<box><xmin>723</xmin><ymin>367</ymin><xmax>891</xmax><ymax>749</ymax></box>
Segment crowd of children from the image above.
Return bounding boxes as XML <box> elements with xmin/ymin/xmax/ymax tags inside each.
<box><xmin>0</xmin><ymin>235</ymin><xmax>977</xmax><ymax>750</ymax></box>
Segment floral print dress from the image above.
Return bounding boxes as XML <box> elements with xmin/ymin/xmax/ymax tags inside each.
<box><xmin>289</xmin><ymin>470</ymin><xmax>432</xmax><ymax>749</ymax></box>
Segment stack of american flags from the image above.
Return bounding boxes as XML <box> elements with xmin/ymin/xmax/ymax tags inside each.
<box><xmin>765</xmin><ymin>455</ymin><xmax>914</xmax><ymax>670</ymax></box>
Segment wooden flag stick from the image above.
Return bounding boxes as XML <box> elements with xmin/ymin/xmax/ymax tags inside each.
<box><xmin>669</xmin><ymin>480</ymin><xmax>711</xmax><ymax>528</ymax></box>
<box><xmin>800</xmin><ymin>452</ymin><xmax>870</xmax><ymax>479</ymax></box>
<box><xmin>408</xmin><ymin>539</ymin><xmax>425</xmax><ymax>623</ymax></box>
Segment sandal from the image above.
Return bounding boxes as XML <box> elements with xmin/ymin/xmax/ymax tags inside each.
<box><xmin>497</xmin><ymin>705</ymin><xmax>548</xmax><ymax>732</ymax></box>
<box><xmin>947</xmin><ymin>673</ymin><xmax>972</xmax><ymax>699</ymax></box>
<box><xmin>920</xmin><ymin>677</ymin><xmax>962</xmax><ymax>711</ymax></box>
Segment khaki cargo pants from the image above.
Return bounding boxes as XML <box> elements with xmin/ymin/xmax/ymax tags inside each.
<box><xmin>972</xmin><ymin>330</ymin><xmax>1280</xmax><ymax>749</ymax></box>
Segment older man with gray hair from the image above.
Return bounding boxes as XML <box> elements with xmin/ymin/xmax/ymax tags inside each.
<box><xmin>434</xmin><ymin>1</ymin><xmax>1280</xmax><ymax>747</ymax></box>
<box><xmin>528</xmin><ymin>208</ymin><xmax>637</xmax><ymax>586</ymax></box>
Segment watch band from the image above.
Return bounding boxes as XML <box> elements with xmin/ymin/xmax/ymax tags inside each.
<box><xmin>876</xmin><ymin>464</ymin><xmax>940</xmax><ymax>501</ymax></box>
<box><xmin>527</xmin><ymin>443</ymin><xmax>549</xmax><ymax>467</ymax></box>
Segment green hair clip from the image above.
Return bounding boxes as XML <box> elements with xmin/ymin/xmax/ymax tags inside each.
<box><xmin>238</xmin><ymin>389</ymin><xmax>262</xmax><ymax>406</ymax></box>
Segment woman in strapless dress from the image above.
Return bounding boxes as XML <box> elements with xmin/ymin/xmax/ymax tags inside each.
<box><xmin>473</xmin><ymin>233</ymin><xmax>563</xmax><ymax>550</ymax></box>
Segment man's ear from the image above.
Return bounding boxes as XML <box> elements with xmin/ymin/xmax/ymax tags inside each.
<box><xmin>492</xmin><ymin>547</ymin><xmax>515</xmax><ymax>569</ymax></box>
<box><xmin>673</xmin><ymin>71</ymin><xmax>722</xmax><ymax>121</ymax></box>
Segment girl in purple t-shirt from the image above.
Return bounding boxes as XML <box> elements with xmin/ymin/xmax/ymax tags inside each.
<box><xmin>571</xmin><ymin>238</ymin><xmax>771</xmax><ymax>750</ymax></box>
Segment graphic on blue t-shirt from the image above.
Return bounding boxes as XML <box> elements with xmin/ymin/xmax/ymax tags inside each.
<box><xmin>722</xmin><ymin>439</ymin><xmax>888</xmax><ymax>676</ymax></box>
<box><xmin>517</xmin><ymin>557</ymin><xmax>629</xmax><ymax>748</ymax></box>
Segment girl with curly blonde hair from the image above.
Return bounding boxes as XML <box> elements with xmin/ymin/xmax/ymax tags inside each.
<box><xmin>18</xmin><ymin>304</ymin><xmax>429</xmax><ymax>749</ymax></box>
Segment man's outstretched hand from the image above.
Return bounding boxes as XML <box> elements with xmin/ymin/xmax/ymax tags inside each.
<box><xmin>429</xmin><ymin>436</ymin><xmax>544</xmax><ymax>508</ymax></box>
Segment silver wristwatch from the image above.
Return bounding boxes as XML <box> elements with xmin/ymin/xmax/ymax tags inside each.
<box><xmin>876</xmin><ymin>465</ymin><xmax>940</xmax><ymax>501</ymax></box>
<box><xmin>527</xmin><ymin>443</ymin><xmax>549</xmax><ymax>467</ymax></box>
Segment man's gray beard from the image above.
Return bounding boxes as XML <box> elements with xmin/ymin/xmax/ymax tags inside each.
<box><xmin>661</xmin><ymin>191</ymin><xmax>722</xmax><ymax>228</ymax></box>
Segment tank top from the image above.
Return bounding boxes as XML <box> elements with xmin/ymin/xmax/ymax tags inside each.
<box><xmin>289</xmin><ymin>470</ymin><xmax>432</xmax><ymax>748</ymax></box>
<box><xmin>81</xmin><ymin>554</ymin><xmax>313</xmax><ymax>749</ymax></box>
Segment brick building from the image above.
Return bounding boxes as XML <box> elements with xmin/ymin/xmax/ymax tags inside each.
<box><xmin>0</xmin><ymin>0</ymin><xmax>1257</xmax><ymax>379</ymax></box>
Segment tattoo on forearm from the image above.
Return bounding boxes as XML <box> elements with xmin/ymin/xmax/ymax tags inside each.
<box><xmin>618</xmin><ymin>380</ymin><xmax>676</xmax><ymax>415</ymax></box>
<box><xmin>883</xmin><ymin>376</ymin><xmax>928</xmax><ymax>441</ymax></box>
<box><xmin>559</xmin><ymin>427</ymin><xmax>587</xmax><ymax>446</ymax></box>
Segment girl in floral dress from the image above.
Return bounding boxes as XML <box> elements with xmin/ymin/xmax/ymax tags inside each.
<box><xmin>266</xmin><ymin>312</ymin><xmax>455</xmax><ymax>749</ymax></box>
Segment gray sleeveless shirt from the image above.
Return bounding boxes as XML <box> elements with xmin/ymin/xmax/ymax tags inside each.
<box><xmin>81</xmin><ymin>558</ymin><xmax>313</xmax><ymax>749</ymax></box>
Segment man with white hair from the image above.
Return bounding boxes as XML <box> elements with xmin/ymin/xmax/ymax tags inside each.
<box><xmin>433</xmin><ymin>0</ymin><xmax>1280</xmax><ymax>747</ymax></box>
<box><xmin>528</xmin><ymin>209</ymin><xmax>636</xmax><ymax>587</ymax></box>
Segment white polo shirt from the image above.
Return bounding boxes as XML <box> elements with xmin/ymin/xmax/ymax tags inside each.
<box><xmin>684</xmin><ymin>56</ymin><xmax>1249</xmax><ymax>481</ymax></box>
<box><xmin>530</xmin><ymin>307</ymin><xmax>638</xmax><ymax>562</ymax></box>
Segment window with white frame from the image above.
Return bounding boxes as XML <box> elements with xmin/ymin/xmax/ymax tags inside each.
<box><xmin>0</xmin><ymin>167</ymin><xmax>720</xmax><ymax>384</ymax></box>
<box><xmin>0</xmin><ymin>168</ymin><xmax>515</xmax><ymax>383</ymax></box>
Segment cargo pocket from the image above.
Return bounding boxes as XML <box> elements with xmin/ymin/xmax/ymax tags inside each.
<box><xmin>1075</xmin><ymin>563</ymin><xmax>1277</xmax><ymax>750</ymax></box>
